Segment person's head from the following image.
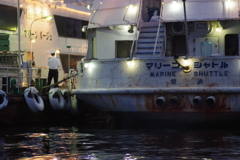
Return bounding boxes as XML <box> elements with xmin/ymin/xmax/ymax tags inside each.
<box><xmin>50</xmin><ymin>49</ymin><xmax>55</xmax><ymax>56</ymax></box>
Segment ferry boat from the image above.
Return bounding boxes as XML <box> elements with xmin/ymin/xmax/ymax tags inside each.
<box><xmin>0</xmin><ymin>0</ymin><xmax>91</xmax><ymax>125</ymax></box>
<box><xmin>72</xmin><ymin>0</ymin><xmax>240</xmax><ymax>123</ymax></box>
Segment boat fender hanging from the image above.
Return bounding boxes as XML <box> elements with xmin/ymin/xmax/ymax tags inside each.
<box><xmin>206</xmin><ymin>96</ymin><xmax>216</xmax><ymax>107</ymax></box>
<box><xmin>0</xmin><ymin>90</ymin><xmax>8</xmax><ymax>109</ymax></box>
<box><xmin>170</xmin><ymin>96</ymin><xmax>179</xmax><ymax>105</ymax></box>
<box><xmin>61</xmin><ymin>89</ymin><xmax>72</xmax><ymax>111</ymax></box>
<box><xmin>193</xmin><ymin>96</ymin><xmax>202</xmax><ymax>105</ymax></box>
<box><xmin>24</xmin><ymin>87</ymin><xmax>44</xmax><ymax>113</ymax></box>
<box><xmin>156</xmin><ymin>96</ymin><xmax>167</xmax><ymax>107</ymax></box>
<box><xmin>49</xmin><ymin>88</ymin><xmax>64</xmax><ymax>110</ymax></box>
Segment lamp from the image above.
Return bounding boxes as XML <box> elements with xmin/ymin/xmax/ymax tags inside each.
<box><xmin>128</xmin><ymin>25</ymin><xmax>134</xmax><ymax>33</ymax></box>
<box><xmin>174</xmin><ymin>56</ymin><xmax>191</xmax><ymax>73</ymax></box>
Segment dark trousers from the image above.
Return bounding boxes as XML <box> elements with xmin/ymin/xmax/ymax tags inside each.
<box><xmin>47</xmin><ymin>69</ymin><xmax>58</xmax><ymax>87</ymax></box>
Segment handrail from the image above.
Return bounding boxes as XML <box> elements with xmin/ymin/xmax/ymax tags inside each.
<box><xmin>159</xmin><ymin>1</ymin><xmax>166</xmax><ymax>57</ymax></box>
<box><xmin>130</xmin><ymin>0</ymin><xmax>143</xmax><ymax>58</ymax></box>
<box><xmin>153</xmin><ymin>18</ymin><xmax>161</xmax><ymax>55</ymax></box>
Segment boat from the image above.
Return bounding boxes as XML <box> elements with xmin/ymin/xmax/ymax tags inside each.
<box><xmin>71</xmin><ymin>0</ymin><xmax>240</xmax><ymax>123</ymax></box>
<box><xmin>0</xmin><ymin>0</ymin><xmax>92</xmax><ymax>125</ymax></box>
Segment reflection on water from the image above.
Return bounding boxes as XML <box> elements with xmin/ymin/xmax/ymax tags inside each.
<box><xmin>1</xmin><ymin>119</ymin><xmax>240</xmax><ymax>160</ymax></box>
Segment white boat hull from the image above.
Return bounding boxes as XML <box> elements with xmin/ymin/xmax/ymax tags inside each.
<box><xmin>72</xmin><ymin>57</ymin><xmax>240</xmax><ymax>122</ymax></box>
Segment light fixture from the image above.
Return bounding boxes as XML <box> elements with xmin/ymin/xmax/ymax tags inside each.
<box><xmin>31</xmin><ymin>38</ymin><xmax>36</xmax><ymax>43</ymax></box>
<box><xmin>127</xmin><ymin>4</ymin><xmax>137</xmax><ymax>13</ymax></box>
<box><xmin>127</xmin><ymin>60</ymin><xmax>135</xmax><ymax>68</ymax></box>
<box><xmin>128</xmin><ymin>25</ymin><xmax>134</xmax><ymax>33</ymax></box>
<box><xmin>84</xmin><ymin>63</ymin><xmax>89</xmax><ymax>68</ymax></box>
<box><xmin>226</xmin><ymin>0</ymin><xmax>233</xmax><ymax>9</ymax></box>
<box><xmin>171</xmin><ymin>0</ymin><xmax>181</xmax><ymax>11</ymax></box>
<box><xmin>82</xmin><ymin>25</ymin><xmax>87</xmax><ymax>32</ymax></box>
<box><xmin>55</xmin><ymin>49</ymin><xmax>60</xmax><ymax>54</ymax></box>
<box><xmin>174</xmin><ymin>56</ymin><xmax>191</xmax><ymax>73</ymax></box>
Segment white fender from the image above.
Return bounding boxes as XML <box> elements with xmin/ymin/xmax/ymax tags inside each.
<box><xmin>0</xmin><ymin>90</ymin><xmax>8</xmax><ymax>109</ymax></box>
<box><xmin>61</xmin><ymin>89</ymin><xmax>72</xmax><ymax>110</ymax></box>
<box><xmin>49</xmin><ymin>88</ymin><xmax>64</xmax><ymax>110</ymax></box>
<box><xmin>24</xmin><ymin>87</ymin><xmax>44</xmax><ymax>113</ymax></box>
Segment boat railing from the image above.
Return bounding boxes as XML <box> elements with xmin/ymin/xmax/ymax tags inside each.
<box><xmin>129</xmin><ymin>0</ymin><xmax>143</xmax><ymax>58</ymax></box>
<box><xmin>0</xmin><ymin>66</ymin><xmax>40</xmax><ymax>94</ymax></box>
<box><xmin>153</xmin><ymin>18</ymin><xmax>161</xmax><ymax>55</ymax></box>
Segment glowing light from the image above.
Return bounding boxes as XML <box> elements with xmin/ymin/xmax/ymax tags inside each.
<box><xmin>31</xmin><ymin>38</ymin><xmax>36</xmax><ymax>43</ymax></box>
<box><xmin>127</xmin><ymin>4</ymin><xmax>137</xmax><ymax>13</ymax></box>
<box><xmin>44</xmin><ymin>15</ymin><xmax>53</xmax><ymax>20</ymax></box>
<box><xmin>215</xmin><ymin>27</ymin><xmax>221</xmax><ymax>32</ymax></box>
<box><xmin>226</xmin><ymin>0</ymin><xmax>234</xmax><ymax>9</ymax></box>
<box><xmin>82</xmin><ymin>26</ymin><xmax>87</xmax><ymax>32</ymax></box>
<box><xmin>55</xmin><ymin>49</ymin><xmax>60</xmax><ymax>53</ymax></box>
<box><xmin>171</xmin><ymin>1</ymin><xmax>181</xmax><ymax>11</ymax></box>
<box><xmin>87</xmin><ymin>4</ymin><xmax>91</xmax><ymax>9</ymax></box>
<box><xmin>127</xmin><ymin>61</ymin><xmax>135</xmax><ymax>68</ymax></box>
<box><xmin>183</xmin><ymin>59</ymin><xmax>190</xmax><ymax>66</ymax></box>
<box><xmin>24</xmin><ymin>0</ymin><xmax>91</xmax><ymax>16</ymax></box>
<box><xmin>84</xmin><ymin>63</ymin><xmax>89</xmax><ymax>68</ymax></box>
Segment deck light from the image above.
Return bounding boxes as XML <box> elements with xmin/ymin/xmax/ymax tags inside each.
<box><xmin>174</xmin><ymin>56</ymin><xmax>191</xmax><ymax>73</ymax></box>
<box><xmin>172</xmin><ymin>0</ymin><xmax>181</xmax><ymax>11</ymax></box>
<box><xmin>226</xmin><ymin>0</ymin><xmax>233</xmax><ymax>9</ymax></box>
<box><xmin>128</xmin><ymin>25</ymin><xmax>134</xmax><ymax>33</ymax></box>
<box><xmin>127</xmin><ymin>60</ymin><xmax>135</xmax><ymax>68</ymax></box>
<box><xmin>127</xmin><ymin>4</ymin><xmax>137</xmax><ymax>13</ymax></box>
<box><xmin>84</xmin><ymin>63</ymin><xmax>89</xmax><ymax>68</ymax></box>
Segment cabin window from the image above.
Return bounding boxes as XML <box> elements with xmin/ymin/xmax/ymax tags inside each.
<box><xmin>225</xmin><ymin>34</ymin><xmax>238</xmax><ymax>56</ymax></box>
<box><xmin>115</xmin><ymin>41</ymin><xmax>134</xmax><ymax>58</ymax></box>
<box><xmin>54</xmin><ymin>15</ymin><xmax>88</xmax><ymax>39</ymax></box>
<box><xmin>172</xmin><ymin>35</ymin><xmax>187</xmax><ymax>56</ymax></box>
<box><xmin>0</xmin><ymin>4</ymin><xmax>22</xmax><ymax>31</ymax></box>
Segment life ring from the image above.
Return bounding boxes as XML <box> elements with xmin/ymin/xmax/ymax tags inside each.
<box><xmin>61</xmin><ymin>89</ymin><xmax>71</xmax><ymax>110</ymax></box>
<box><xmin>24</xmin><ymin>87</ymin><xmax>44</xmax><ymax>113</ymax></box>
<box><xmin>49</xmin><ymin>88</ymin><xmax>64</xmax><ymax>110</ymax></box>
<box><xmin>0</xmin><ymin>90</ymin><xmax>8</xmax><ymax>109</ymax></box>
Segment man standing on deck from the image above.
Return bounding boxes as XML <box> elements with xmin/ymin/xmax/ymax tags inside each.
<box><xmin>47</xmin><ymin>49</ymin><xmax>61</xmax><ymax>88</ymax></box>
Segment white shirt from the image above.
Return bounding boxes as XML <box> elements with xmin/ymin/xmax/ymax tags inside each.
<box><xmin>48</xmin><ymin>56</ymin><xmax>60</xmax><ymax>69</ymax></box>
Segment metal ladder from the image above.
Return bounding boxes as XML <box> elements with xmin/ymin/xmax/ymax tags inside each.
<box><xmin>135</xmin><ymin>21</ymin><xmax>164</xmax><ymax>56</ymax></box>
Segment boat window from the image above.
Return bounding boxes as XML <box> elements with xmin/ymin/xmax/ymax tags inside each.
<box><xmin>225</xmin><ymin>34</ymin><xmax>238</xmax><ymax>56</ymax></box>
<box><xmin>172</xmin><ymin>35</ymin><xmax>187</xmax><ymax>56</ymax></box>
<box><xmin>0</xmin><ymin>4</ymin><xmax>22</xmax><ymax>31</ymax></box>
<box><xmin>54</xmin><ymin>15</ymin><xmax>88</xmax><ymax>39</ymax></box>
<box><xmin>115</xmin><ymin>41</ymin><xmax>134</xmax><ymax>58</ymax></box>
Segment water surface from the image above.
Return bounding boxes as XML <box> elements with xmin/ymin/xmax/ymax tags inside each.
<box><xmin>1</xmin><ymin>117</ymin><xmax>240</xmax><ymax>160</ymax></box>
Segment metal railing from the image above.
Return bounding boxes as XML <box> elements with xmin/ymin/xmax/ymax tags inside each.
<box><xmin>129</xmin><ymin>0</ymin><xmax>143</xmax><ymax>58</ymax></box>
<box><xmin>0</xmin><ymin>67</ymin><xmax>39</xmax><ymax>94</ymax></box>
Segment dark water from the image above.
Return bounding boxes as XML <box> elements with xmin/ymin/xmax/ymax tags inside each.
<box><xmin>1</xmin><ymin>116</ymin><xmax>240</xmax><ymax>160</ymax></box>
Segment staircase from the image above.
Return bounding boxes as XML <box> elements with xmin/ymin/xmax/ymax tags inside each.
<box><xmin>135</xmin><ymin>21</ymin><xmax>164</xmax><ymax>57</ymax></box>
